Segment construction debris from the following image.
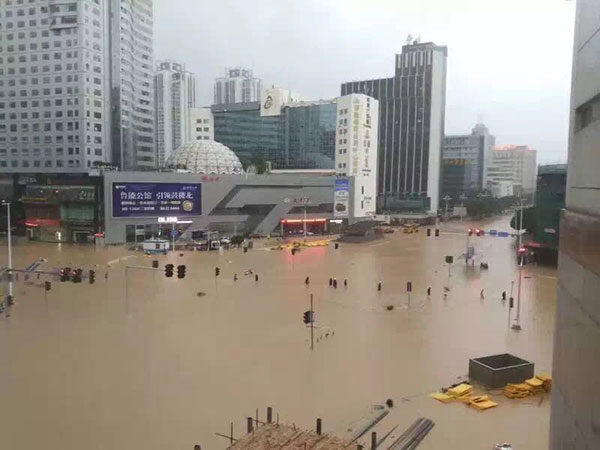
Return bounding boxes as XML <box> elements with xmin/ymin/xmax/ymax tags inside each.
<box><xmin>504</xmin><ymin>374</ymin><xmax>552</xmax><ymax>399</ymax></box>
<box><xmin>430</xmin><ymin>382</ymin><xmax>497</xmax><ymax>411</ymax></box>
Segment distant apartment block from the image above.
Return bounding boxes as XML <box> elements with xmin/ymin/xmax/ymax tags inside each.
<box><xmin>214</xmin><ymin>67</ymin><xmax>261</xmax><ymax>105</ymax></box>
<box><xmin>155</xmin><ymin>61</ymin><xmax>196</xmax><ymax>166</ymax></box>
<box><xmin>486</xmin><ymin>145</ymin><xmax>537</xmax><ymax>196</ymax></box>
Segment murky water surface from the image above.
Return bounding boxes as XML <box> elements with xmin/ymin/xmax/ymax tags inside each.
<box><xmin>0</xmin><ymin>215</ymin><xmax>556</xmax><ymax>449</ymax></box>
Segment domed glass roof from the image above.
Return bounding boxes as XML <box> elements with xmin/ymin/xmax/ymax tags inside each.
<box><xmin>165</xmin><ymin>141</ymin><xmax>244</xmax><ymax>174</ymax></box>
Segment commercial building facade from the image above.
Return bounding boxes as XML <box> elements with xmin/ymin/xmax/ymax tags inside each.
<box><xmin>341</xmin><ymin>41</ymin><xmax>448</xmax><ymax>213</ymax></box>
<box><xmin>109</xmin><ymin>0</ymin><xmax>155</xmax><ymax>171</ymax></box>
<box><xmin>154</xmin><ymin>61</ymin><xmax>196</xmax><ymax>166</ymax></box>
<box><xmin>486</xmin><ymin>145</ymin><xmax>537</xmax><ymax>196</ymax></box>
<box><xmin>102</xmin><ymin>171</ymin><xmax>364</xmax><ymax>244</ymax></box>
<box><xmin>550</xmin><ymin>1</ymin><xmax>600</xmax><ymax>448</ymax></box>
<box><xmin>212</xmin><ymin>101</ymin><xmax>284</xmax><ymax>166</ymax></box>
<box><xmin>335</xmin><ymin>94</ymin><xmax>378</xmax><ymax>218</ymax></box>
<box><xmin>282</xmin><ymin>100</ymin><xmax>337</xmax><ymax>170</ymax></box>
<box><xmin>0</xmin><ymin>0</ymin><xmax>112</xmax><ymax>173</ymax></box>
<box><xmin>214</xmin><ymin>67</ymin><xmax>261</xmax><ymax>105</ymax></box>
<box><xmin>188</xmin><ymin>107</ymin><xmax>214</xmax><ymax>142</ymax></box>
<box><xmin>442</xmin><ymin>123</ymin><xmax>495</xmax><ymax>204</ymax></box>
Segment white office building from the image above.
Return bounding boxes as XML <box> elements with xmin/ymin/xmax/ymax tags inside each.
<box><xmin>486</xmin><ymin>145</ymin><xmax>537</xmax><ymax>196</ymax></box>
<box><xmin>0</xmin><ymin>0</ymin><xmax>111</xmax><ymax>172</ymax></box>
<box><xmin>214</xmin><ymin>67</ymin><xmax>261</xmax><ymax>105</ymax></box>
<box><xmin>155</xmin><ymin>61</ymin><xmax>196</xmax><ymax>166</ymax></box>
<box><xmin>0</xmin><ymin>0</ymin><xmax>155</xmax><ymax>173</ymax></box>
<box><xmin>335</xmin><ymin>94</ymin><xmax>379</xmax><ymax>217</ymax></box>
<box><xmin>110</xmin><ymin>0</ymin><xmax>155</xmax><ymax>171</ymax></box>
<box><xmin>188</xmin><ymin>107</ymin><xmax>214</xmax><ymax>142</ymax></box>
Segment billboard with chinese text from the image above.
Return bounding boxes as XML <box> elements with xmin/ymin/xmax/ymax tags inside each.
<box><xmin>334</xmin><ymin>178</ymin><xmax>349</xmax><ymax>218</ymax></box>
<box><xmin>112</xmin><ymin>183</ymin><xmax>202</xmax><ymax>218</ymax></box>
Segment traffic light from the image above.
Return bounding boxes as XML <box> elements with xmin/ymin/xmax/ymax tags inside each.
<box><xmin>303</xmin><ymin>310</ymin><xmax>313</xmax><ymax>324</ymax></box>
<box><xmin>476</xmin><ymin>229</ymin><xmax>482</xmax><ymax>237</ymax></box>
<box><xmin>215</xmin><ymin>267</ymin><xmax>220</xmax><ymax>276</ymax></box>
<box><xmin>89</xmin><ymin>270</ymin><xmax>95</xmax><ymax>284</ymax></box>
<box><xmin>165</xmin><ymin>264</ymin><xmax>174</xmax><ymax>277</ymax></box>
<box><xmin>445</xmin><ymin>255</ymin><xmax>454</xmax><ymax>264</ymax></box>
<box><xmin>71</xmin><ymin>269</ymin><xmax>82</xmax><ymax>283</ymax></box>
<box><xmin>177</xmin><ymin>265</ymin><xmax>186</xmax><ymax>279</ymax></box>
<box><xmin>60</xmin><ymin>267</ymin><xmax>72</xmax><ymax>282</ymax></box>
<box><xmin>152</xmin><ymin>260</ymin><xmax>159</xmax><ymax>269</ymax></box>
<box><xmin>435</xmin><ymin>229</ymin><xmax>440</xmax><ymax>237</ymax></box>
<box><xmin>427</xmin><ymin>228</ymin><xmax>431</xmax><ymax>237</ymax></box>
<box><xmin>468</xmin><ymin>228</ymin><xmax>473</xmax><ymax>236</ymax></box>
<box><xmin>44</xmin><ymin>281</ymin><xmax>51</xmax><ymax>291</ymax></box>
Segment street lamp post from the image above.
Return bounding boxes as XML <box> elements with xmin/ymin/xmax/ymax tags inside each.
<box><xmin>518</xmin><ymin>197</ymin><xmax>524</xmax><ymax>250</ymax></box>
<box><xmin>512</xmin><ymin>258</ymin><xmax>523</xmax><ymax>331</ymax></box>
<box><xmin>1</xmin><ymin>201</ymin><xmax>13</xmax><ymax>303</ymax></box>
<box><xmin>443</xmin><ymin>195</ymin><xmax>452</xmax><ymax>217</ymax></box>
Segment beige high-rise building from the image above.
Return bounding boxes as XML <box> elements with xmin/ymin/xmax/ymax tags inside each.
<box><xmin>486</xmin><ymin>145</ymin><xmax>537</xmax><ymax>197</ymax></box>
<box><xmin>550</xmin><ymin>1</ymin><xmax>600</xmax><ymax>449</ymax></box>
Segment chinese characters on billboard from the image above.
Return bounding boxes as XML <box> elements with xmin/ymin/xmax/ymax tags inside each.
<box><xmin>334</xmin><ymin>178</ymin><xmax>349</xmax><ymax>217</ymax></box>
<box><xmin>112</xmin><ymin>183</ymin><xmax>202</xmax><ymax>218</ymax></box>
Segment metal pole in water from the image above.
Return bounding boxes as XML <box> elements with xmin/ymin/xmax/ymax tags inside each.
<box><xmin>310</xmin><ymin>293</ymin><xmax>314</xmax><ymax>351</ymax></box>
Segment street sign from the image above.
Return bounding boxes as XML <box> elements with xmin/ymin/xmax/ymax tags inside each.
<box><xmin>158</xmin><ymin>216</ymin><xmax>178</xmax><ymax>223</ymax></box>
<box><xmin>407</xmin><ymin>281</ymin><xmax>412</xmax><ymax>292</ymax></box>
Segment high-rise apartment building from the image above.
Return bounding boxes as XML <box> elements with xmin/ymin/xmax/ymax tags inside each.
<box><xmin>442</xmin><ymin>123</ymin><xmax>495</xmax><ymax>203</ymax></box>
<box><xmin>485</xmin><ymin>145</ymin><xmax>537</xmax><ymax>196</ymax></box>
<box><xmin>0</xmin><ymin>0</ymin><xmax>111</xmax><ymax>172</ymax></box>
<box><xmin>335</xmin><ymin>94</ymin><xmax>378</xmax><ymax>217</ymax></box>
<box><xmin>214</xmin><ymin>67</ymin><xmax>261</xmax><ymax>105</ymax></box>
<box><xmin>109</xmin><ymin>0</ymin><xmax>155</xmax><ymax>170</ymax></box>
<box><xmin>341</xmin><ymin>41</ymin><xmax>448</xmax><ymax>213</ymax></box>
<box><xmin>550</xmin><ymin>1</ymin><xmax>600</xmax><ymax>448</ymax></box>
<box><xmin>154</xmin><ymin>61</ymin><xmax>196</xmax><ymax>166</ymax></box>
<box><xmin>0</xmin><ymin>0</ymin><xmax>155</xmax><ymax>173</ymax></box>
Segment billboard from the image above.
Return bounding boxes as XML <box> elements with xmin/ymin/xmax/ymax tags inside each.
<box><xmin>112</xmin><ymin>182</ymin><xmax>202</xmax><ymax>218</ymax></box>
<box><xmin>334</xmin><ymin>178</ymin><xmax>349</xmax><ymax>217</ymax></box>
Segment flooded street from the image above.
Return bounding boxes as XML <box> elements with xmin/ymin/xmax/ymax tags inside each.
<box><xmin>0</xmin><ymin>214</ymin><xmax>556</xmax><ymax>450</ymax></box>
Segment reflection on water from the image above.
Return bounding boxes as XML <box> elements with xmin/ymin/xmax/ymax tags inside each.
<box><xmin>0</xmin><ymin>215</ymin><xmax>556</xmax><ymax>450</ymax></box>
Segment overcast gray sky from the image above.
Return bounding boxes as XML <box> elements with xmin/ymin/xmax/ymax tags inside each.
<box><xmin>155</xmin><ymin>0</ymin><xmax>575</xmax><ymax>164</ymax></box>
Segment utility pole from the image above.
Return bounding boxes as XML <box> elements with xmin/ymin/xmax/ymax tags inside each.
<box><xmin>310</xmin><ymin>293</ymin><xmax>314</xmax><ymax>351</ymax></box>
<box><xmin>443</xmin><ymin>195</ymin><xmax>451</xmax><ymax>217</ymax></box>
<box><xmin>2</xmin><ymin>201</ymin><xmax>13</xmax><ymax>303</ymax></box>
<box><xmin>518</xmin><ymin>197</ymin><xmax>524</xmax><ymax>250</ymax></box>
<box><xmin>512</xmin><ymin>258</ymin><xmax>523</xmax><ymax>331</ymax></box>
<box><xmin>172</xmin><ymin>222</ymin><xmax>176</xmax><ymax>252</ymax></box>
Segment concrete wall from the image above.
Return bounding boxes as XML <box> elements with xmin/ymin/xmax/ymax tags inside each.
<box><xmin>550</xmin><ymin>1</ymin><xmax>600</xmax><ymax>448</ymax></box>
<box><xmin>103</xmin><ymin>171</ymin><xmax>356</xmax><ymax>244</ymax></box>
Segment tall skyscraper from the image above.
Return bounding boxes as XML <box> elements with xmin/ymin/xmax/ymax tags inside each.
<box><xmin>214</xmin><ymin>67</ymin><xmax>262</xmax><ymax>105</ymax></box>
<box><xmin>442</xmin><ymin>123</ymin><xmax>495</xmax><ymax>203</ymax></box>
<box><xmin>485</xmin><ymin>145</ymin><xmax>537</xmax><ymax>196</ymax></box>
<box><xmin>0</xmin><ymin>0</ymin><xmax>112</xmax><ymax>172</ymax></box>
<box><xmin>550</xmin><ymin>1</ymin><xmax>600</xmax><ymax>448</ymax></box>
<box><xmin>154</xmin><ymin>61</ymin><xmax>196</xmax><ymax>166</ymax></box>
<box><xmin>109</xmin><ymin>0</ymin><xmax>155</xmax><ymax>171</ymax></box>
<box><xmin>341</xmin><ymin>41</ymin><xmax>448</xmax><ymax>213</ymax></box>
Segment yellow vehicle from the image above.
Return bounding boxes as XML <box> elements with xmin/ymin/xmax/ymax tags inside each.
<box><xmin>402</xmin><ymin>224</ymin><xmax>419</xmax><ymax>234</ymax></box>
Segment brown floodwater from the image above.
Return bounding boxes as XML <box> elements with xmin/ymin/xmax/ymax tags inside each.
<box><xmin>0</xmin><ymin>215</ymin><xmax>556</xmax><ymax>450</ymax></box>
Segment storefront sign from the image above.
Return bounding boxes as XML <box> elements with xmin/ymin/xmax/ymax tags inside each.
<box><xmin>334</xmin><ymin>178</ymin><xmax>349</xmax><ymax>218</ymax></box>
<box><xmin>112</xmin><ymin>183</ymin><xmax>202</xmax><ymax>218</ymax></box>
<box><xmin>158</xmin><ymin>216</ymin><xmax>178</xmax><ymax>223</ymax></box>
